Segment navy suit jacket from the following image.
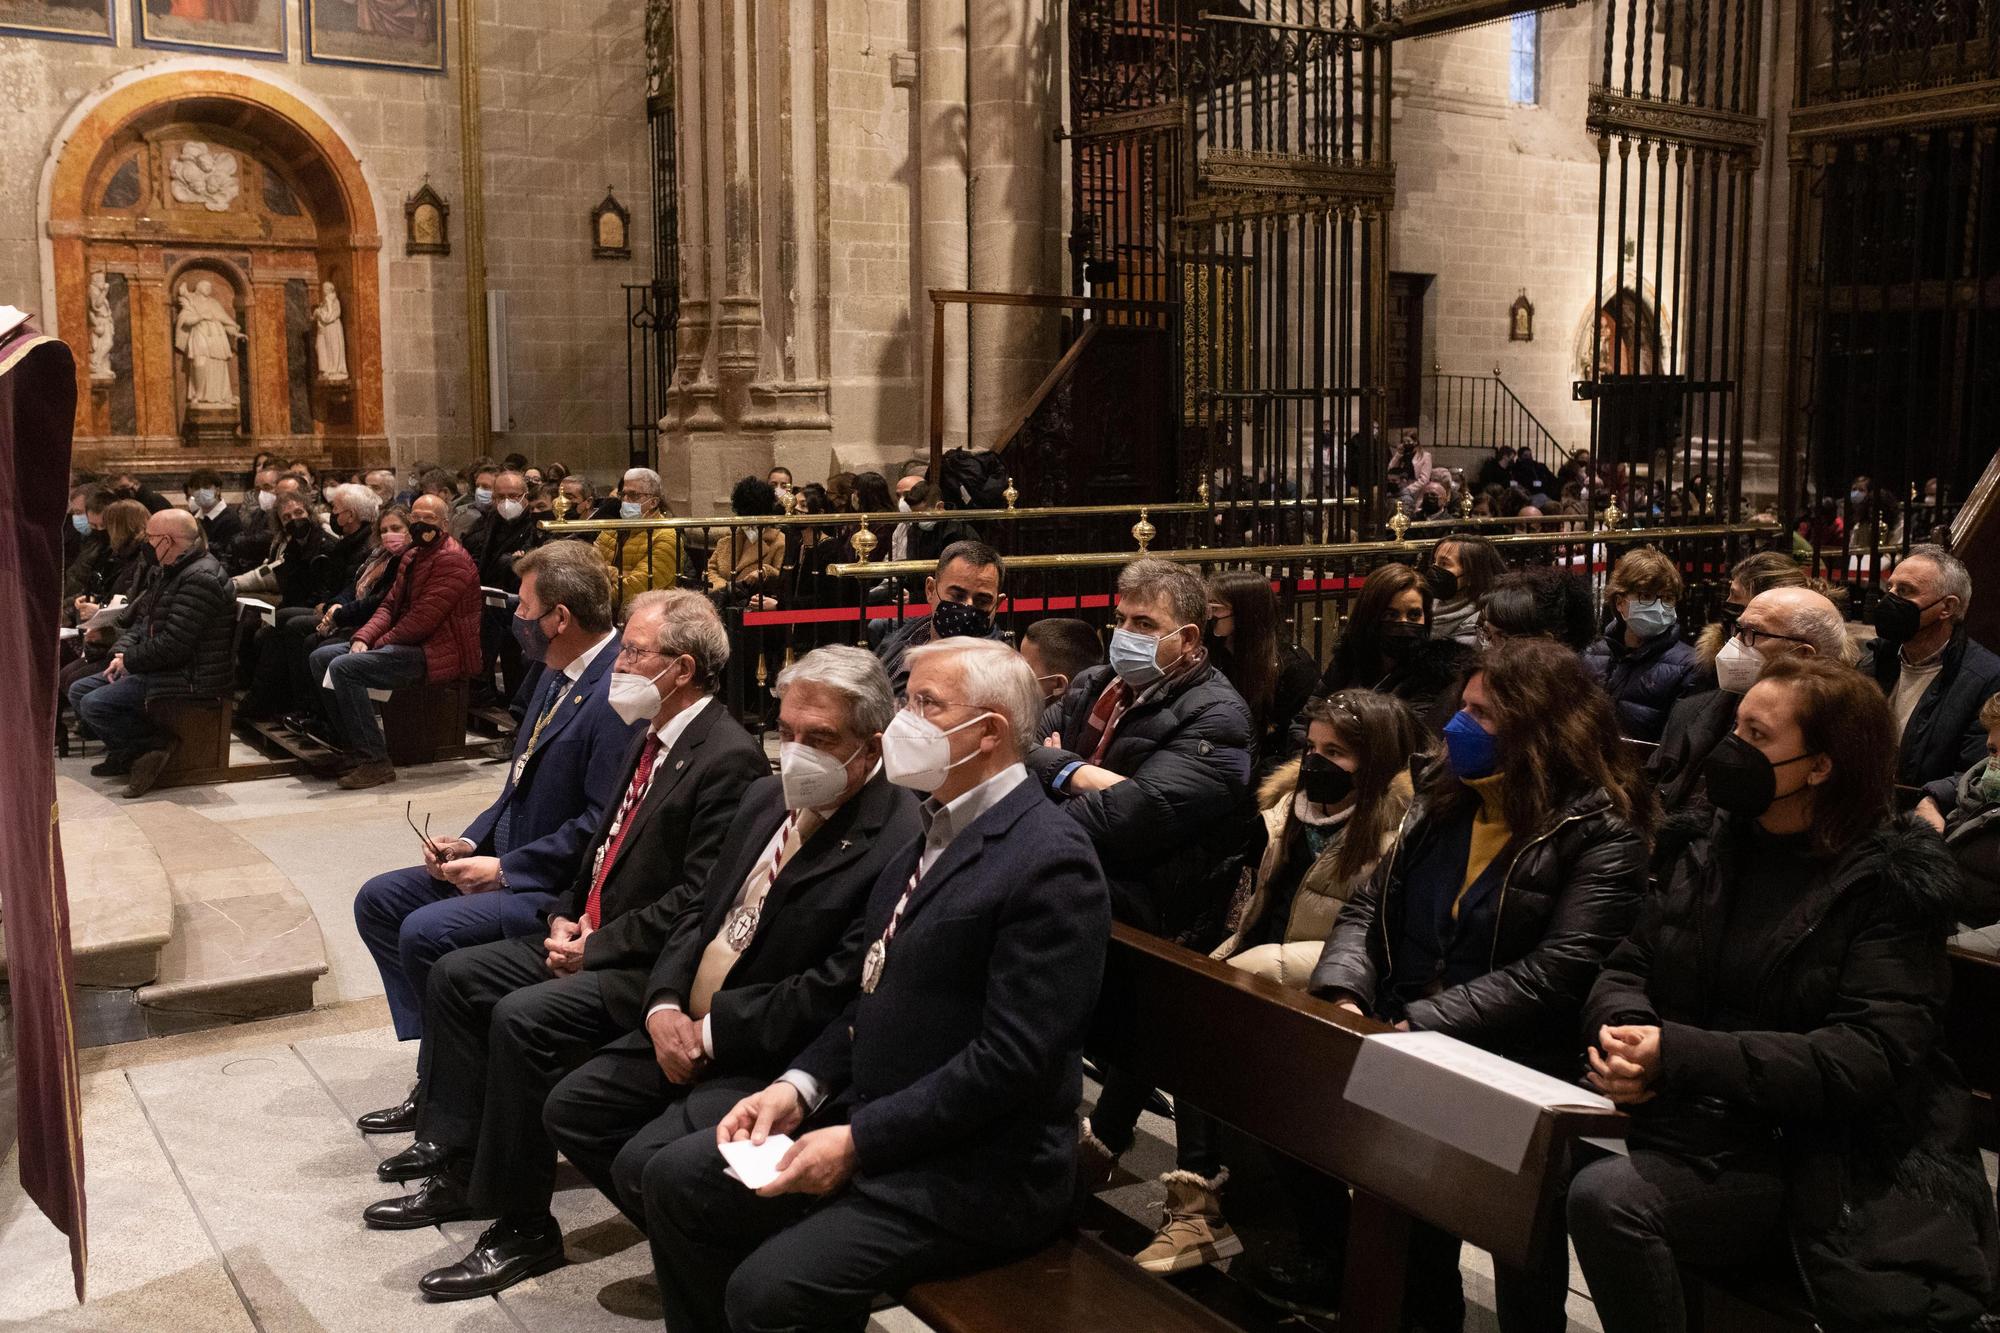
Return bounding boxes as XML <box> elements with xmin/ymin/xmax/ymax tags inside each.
<box><xmin>459</xmin><ymin>638</ymin><xmax>638</xmax><ymax>896</ymax></box>
<box><xmin>792</xmin><ymin>775</ymin><xmax>1110</xmax><ymax>1247</ymax></box>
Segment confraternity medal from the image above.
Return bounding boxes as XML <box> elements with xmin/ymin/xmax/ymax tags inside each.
<box><xmin>724</xmin><ymin>903</ymin><xmax>760</xmax><ymax>950</ymax></box>
<box><xmin>861</xmin><ymin>938</ymin><xmax>887</xmax><ymax>994</ymax></box>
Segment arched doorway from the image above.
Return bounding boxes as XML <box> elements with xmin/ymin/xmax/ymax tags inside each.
<box><xmin>46</xmin><ymin>68</ymin><xmax>386</xmax><ymax>476</ymax></box>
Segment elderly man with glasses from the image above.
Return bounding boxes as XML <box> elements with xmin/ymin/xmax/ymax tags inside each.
<box><xmin>596</xmin><ymin>466</ymin><xmax>682</xmax><ymax>607</ymax></box>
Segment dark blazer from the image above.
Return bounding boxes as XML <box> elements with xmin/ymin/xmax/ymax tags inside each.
<box><xmin>641</xmin><ymin>772</ymin><xmax>921</xmax><ymax>1075</ymax></box>
<box><xmin>1863</xmin><ymin>628</ymin><xmax>2000</xmax><ymax>787</ymax></box>
<box><xmin>552</xmin><ymin>699</ymin><xmax>767</xmax><ymax>1002</ymax></box>
<box><xmin>457</xmin><ymin>638</ymin><xmax>641</xmax><ymax>897</ymax></box>
<box><xmin>791</xmin><ymin>776</ymin><xmax>1111</xmax><ymax>1248</ymax></box>
<box><xmin>1646</xmin><ymin>687</ymin><xmax>1740</xmax><ymax>809</ymax></box>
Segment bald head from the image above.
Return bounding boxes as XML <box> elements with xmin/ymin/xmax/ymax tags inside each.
<box><xmin>146</xmin><ymin>508</ymin><xmax>202</xmax><ymax>565</ymax></box>
<box><xmin>412</xmin><ymin>493</ymin><xmax>451</xmax><ymax>525</ymax></box>
<box><xmin>1745</xmin><ymin>586</ymin><xmax>1855</xmax><ymax>665</ymax></box>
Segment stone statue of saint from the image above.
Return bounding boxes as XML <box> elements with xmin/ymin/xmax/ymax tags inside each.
<box><xmin>313</xmin><ymin>281</ymin><xmax>348</xmax><ymax>383</ymax></box>
<box><xmin>174</xmin><ymin>279</ymin><xmax>245</xmax><ymax>408</ymax></box>
<box><xmin>87</xmin><ymin>272</ymin><xmax>114</xmax><ymax>381</ymax></box>
<box><xmin>168</xmin><ymin>142</ymin><xmax>240</xmax><ymax>213</ymax></box>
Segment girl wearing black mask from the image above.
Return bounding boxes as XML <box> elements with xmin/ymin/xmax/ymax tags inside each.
<box><xmin>1571</xmin><ymin>653</ymin><xmax>1995</xmax><ymax>1333</ymax></box>
<box><xmin>1421</xmin><ymin>536</ymin><xmax>1507</xmax><ymax>647</ymax></box>
<box><xmin>1313</xmin><ymin>560</ymin><xmax>1467</xmax><ymax>729</ymax></box>
<box><xmin>1206</xmin><ymin>568</ymin><xmax>1319</xmax><ymax>781</ymax></box>
<box><xmin>1130</xmin><ymin>689</ymin><xmax>1429</xmax><ymax>1291</ymax></box>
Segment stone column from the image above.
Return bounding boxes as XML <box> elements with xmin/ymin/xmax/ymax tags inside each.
<box><xmin>919</xmin><ymin>0</ymin><xmax>970</xmax><ymax>457</ymax></box>
<box><xmin>966</xmin><ymin>0</ymin><xmax>1062</xmax><ymax>454</ymax></box>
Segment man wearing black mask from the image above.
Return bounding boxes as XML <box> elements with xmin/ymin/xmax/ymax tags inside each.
<box><xmin>1862</xmin><ymin>543</ymin><xmax>2000</xmax><ymax>786</ymax></box>
<box><xmin>871</xmin><ymin>541</ymin><xmax>1006</xmax><ymax>698</ymax></box>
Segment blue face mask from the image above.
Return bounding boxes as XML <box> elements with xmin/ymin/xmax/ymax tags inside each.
<box><xmin>1108</xmin><ymin>626</ymin><xmax>1177</xmax><ymax>689</ymax></box>
<box><xmin>474</xmin><ymin>486</ymin><xmax>493</xmax><ymax>508</ymax></box>
<box><xmin>619</xmin><ymin>500</ymin><xmax>643</xmax><ymax>520</ymax></box>
<box><xmin>1624</xmin><ymin>598</ymin><xmax>1678</xmax><ymax>639</ymax></box>
<box><xmin>1442</xmin><ymin>709</ymin><xmax>1499</xmax><ymax>779</ymax></box>
<box><xmin>72</xmin><ymin>513</ymin><xmax>91</xmax><ymax>537</ymax></box>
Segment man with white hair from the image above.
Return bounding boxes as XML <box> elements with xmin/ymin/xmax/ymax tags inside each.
<box><xmin>1650</xmin><ymin>585</ymin><xmax>1856</xmax><ymax>807</ymax></box>
<box><xmin>1863</xmin><ymin>543</ymin><xmax>2000</xmax><ymax>785</ymax></box>
<box><xmin>596</xmin><ymin>465</ymin><xmax>681</xmax><ymax>604</ymax></box>
<box><xmin>643</xmin><ymin>637</ymin><xmax>1111</xmax><ymax>1333</ymax></box>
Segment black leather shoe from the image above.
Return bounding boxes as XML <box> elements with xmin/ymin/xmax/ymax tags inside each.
<box><xmin>418</xmin><ymin>1216</ymin><xmax>565</xmax><ymax>1301</ymax></box>
<box><xmin>362</xmin><ymin>1173</ymin><xmax>476</xmax><ymax>1231</ymax></box>
<box><xmin>89</xmin><ymin>754</ymin><xmax>134</xmax><ymax>777</ymax></box>
<box><xmin>377</xmin><ymin>1139</ymin><xmax>447</xmax><ymax>1183</ymax></box>
<box><xmin>357</xmin><ymin>1090</ymin><xmax>417</xmax><ymax>1135</ymax></box>
<box><xmin>1234</xmin><ymin>1248</ymin><xmax>1343</xmax><ymax>1321</ymax></box>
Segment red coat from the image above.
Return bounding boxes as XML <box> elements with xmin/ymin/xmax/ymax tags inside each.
<box><xmin>354</xmin><ymin>536</ymin><xmax>481</xmax><ymax>683</ymax></box>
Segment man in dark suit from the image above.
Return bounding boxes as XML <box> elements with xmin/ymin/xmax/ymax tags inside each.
<box><xmin>358</xmin><ymin>591</ymin><xmax>766</xmax><ymax>1260</ymax></box>
<box><xmin>540</xmin><ymin>646</ymin><xmax>922</xmax><ymax>1237</ymax></box>
<box><xmin>349</xmin><ymin>544</ymin><xmax>640</xmax><ymax>1136</ymax></box>
<box><xmin>642</xmin><ymin>638</ymin><xmax>1111</xmax><ymax>1333</ymax></box>
<box><xmin>1861</xmin><ymin>543</ymin><xmax>2000</xmax><ymax>786</ymax></box>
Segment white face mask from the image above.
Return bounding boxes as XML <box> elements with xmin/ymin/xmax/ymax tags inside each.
<box><xmin>1714</xmin><ymin>635</ymin><xmax>1765</xmax><ymax>694</ymax></box>
<box><xmin>496</xmin><ymin>498</ymin><xmax>525</xmax><ymax>522</ymax></box>
<box><xmin>881</xmin><ymin>708</ymin><xmax>992</xmax><ymax>792</ymax></box>
<box><xmin>607</xmin><ymin>663</ymin><xmax>676</xmax><ymax>726</ymax></box>
<box><xmin>779</xmin><ymin>741</ymin><xmax>860</xmax><ymax>810</ymax></box>
<box><xmin>257</xmin><ymin>489</ymin><xmax>277</xmax><ymax>512</ymax></box>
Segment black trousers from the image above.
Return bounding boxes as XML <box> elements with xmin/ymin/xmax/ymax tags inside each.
<box><xmin>1567</xmin><ymin>1147</ymin><xmax>1785</xmax><ymax>1333</ymax></box>
<box><xmin>541</xmin><ymin>1034</ymin><xmax>763</xmax><ymax>1225</ymax></box>
<box><xmin>414</xmin><ymin>935</ymin><xmax>636</xmax><ymax>1221</ymax></box>
<box><xmin>643</xmin><ymin>1128</ymin><xmax>988</xmax><ymax>1333</ymax></box>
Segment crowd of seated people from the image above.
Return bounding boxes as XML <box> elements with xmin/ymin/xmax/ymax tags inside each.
<box><xmin>52</xmin><ymin>453</ymin><xmax>2000</xmax><ymax>1332</ymax></box>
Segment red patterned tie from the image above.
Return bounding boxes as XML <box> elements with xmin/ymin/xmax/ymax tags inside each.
<box><xmin>585</xmin><ymin>733</ymin><xmax>661</xmax><ymax>929</ymax></box>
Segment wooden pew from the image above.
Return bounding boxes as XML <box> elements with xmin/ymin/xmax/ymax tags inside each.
<box><xmin>905</xmin><ymin>924</ymin><xmax>1624</xmax><ymax>1332</ymax></box>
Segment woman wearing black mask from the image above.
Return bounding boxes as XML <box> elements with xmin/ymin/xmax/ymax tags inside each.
<box><xmin>1311</xmin><ymin>637</ymin><xmax>1652</xmax><ymax>1330</ymax></box>
<box><xmin>1312</xmin><ymin>561</ymin><xmax>1467</xmax><ymax>729</ymax></box>
<box><xmin>1131</xmin><ymin>689</ymin><xmax>1427</xmax><ymax>1289</ymax></box>
<box><xmin>1571</xmin><ymin>653</ymin><xmax>1995</xmax><ymax>1333</ymax></box>
<box><xmin>1421</xmin><ymin>536</ymin><xmax>1507</xmax><ymax>647</ymax></box>
<box><xmin>1206</xmin><ymin>569</ymin><xmax>1319</xmax><ymax>781</ymax></box>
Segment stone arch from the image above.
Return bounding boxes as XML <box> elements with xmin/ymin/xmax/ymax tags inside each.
<box><xmin>44</xmin><ymin>65</ymin><xmax>387</xmax><ymax>474</ymax></box>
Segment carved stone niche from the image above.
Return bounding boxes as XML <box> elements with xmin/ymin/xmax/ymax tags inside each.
<box><xmin>405</xmin><ymin>180</ymin><xmax>450</xmax><ymax>256</ymax></box>
<box><xmin>593</xmin><ymin>188</ymin><xmax>632</xmax><ymax>260</ymax></box>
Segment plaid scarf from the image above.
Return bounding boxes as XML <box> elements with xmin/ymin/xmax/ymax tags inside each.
<box><xmin>1079</xmin><ymin>643</ymin><xmax>1209</xmax><ymax>765</ymax></box>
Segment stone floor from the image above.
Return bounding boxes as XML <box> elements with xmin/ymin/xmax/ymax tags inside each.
<box><xmin>7</xmin><ymin>755</ymin><xmax>1610</xmax><ymax>1331</ymax></box>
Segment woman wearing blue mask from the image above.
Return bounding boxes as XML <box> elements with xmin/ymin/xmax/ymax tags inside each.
<box><xmin>1582</xmin><ymin>545</ymin><xmax>1711</xmax><ymax>742</ymax></box>
<box><xmin>1312</xmin><ymin>636</ymin><xmax>1652</xmax><ymax>1333</ymax></box>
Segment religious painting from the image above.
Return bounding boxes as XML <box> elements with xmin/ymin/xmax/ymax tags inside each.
<box><xmin>404</xmin><ymin>182</ymin><xmax>450</xmax><ymax>256</ymax></box>
<box><xmin>1509</xmin><ymin>290</ymin><xmax>1535</xmax><ymax>342</ymax></box>
<box><xmin>592</xmin><ymin>189</ymin><xmax>631</xmax><ymax>260</ymax></box>
<box><xmin>134</xmin><ymin>0</ymin><xmax>285</xmax><ymax>58</ymax></box>
<box><xmin>0</xmin><ymin>0</ymin><xmax>114</xmax><ymax>44</ymax></box>
<box><xmin>305</xmin><ymin>0</ymin><xmax>445</xmax><ymax>74</ymax></box>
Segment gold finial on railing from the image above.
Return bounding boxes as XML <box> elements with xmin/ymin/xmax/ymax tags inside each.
<box><xmin>1910</xmin><ymin>482</ymin><xmax>1920</xmax><ymax>504</ymax></box>
<box><xmin>1002</xmin><ymin>477</ymin><xmax>1018</xmax><ymax>511</ymax></box>
<box><xmin>1388</xmin><ymin>497</ymin><xmax>1410</xmax><ymax>543</ymax></box>
<box><xmin>551</xmin><ymin>491</ymin><xmax>571</xmax><ymax>521</ymax></box>
<box><xmin>1133</xmin><ymin>508</ymin><xmax>1156</xmax><ymax>552</ymax></box>
<box><xmin>1493</xmin><ymin>365</ymin><xmax>1503</xmax><ymax>378</ymax></box>
<box><xmin>781</xmin><ymin>487</ymin><xmax>798</xmax><ymax>515</ymax></box>
<box><xmin>1197</xmin><ymin>476</ymin><xmax>1212</xmax><ymax>506</ymax></box>
<box><xmin>851</xmin><ymin>521</ymin><xmax>878</xmax><ymax>563</ymax></box>
<box><xmin>1602</xmin><ymin>496</ymin><xmax>1625</xmax><ymax>530</ymax></box>
<box><xmin>1458</xmin><ymin>489</ymin><xmax>1474</xmax><ymax>519</ymax></box>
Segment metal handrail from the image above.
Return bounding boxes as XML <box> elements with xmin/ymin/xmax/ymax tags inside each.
<box><xmin>824</xmin><ymin>521</ymin><xmax>1778</xmax><ymax>578</ymax></box>
<box><xmin>539</xmin><ymin>495</ymin><xmax>1359</xmax><ymax>535</ymax></box>
<box><xmin>1421</xmin><ymin>367</ymin><xmax>1565</xmax><ymax>470</ymax></box>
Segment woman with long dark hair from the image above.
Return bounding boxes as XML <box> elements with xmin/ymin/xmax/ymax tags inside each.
<box><xmin>1316</xmin><ymin>561</ymin><xmax>1466</xmax><ymax>727</ymax></box>
<box><xmin>1206</xmin><ymin>568</ymin><xmax>1319</xmax><ymax>780</ymax></box>
<box><xmin>1571</xmin><ymin>654</ymin><xmax>1996</xmax><ymax>1333</ymax></box>
<box><xmin>1422</xmin><ymin>535</ymin><xmax>1507</xmax><ymax>646</ymax></box>
<box><xmin>1311</xmin><ymin>636</ymin><xmax>1652</xmax><ymax>1331</ymax></box>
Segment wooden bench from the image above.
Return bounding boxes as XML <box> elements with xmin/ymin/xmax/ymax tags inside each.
<box><xmin>142</xmin><ymin>692</ymin><xmax>237</xmax><ymax>787</ymax></box>
<box><xmin>905</xmin><ymin>924</ymin><xmax>1624</xmax><ymax>1331</ymax></box>
<box><xmin>375</xmin><ymin>678</ymin><xmax>472</xmax><ymax>766</ymax></box>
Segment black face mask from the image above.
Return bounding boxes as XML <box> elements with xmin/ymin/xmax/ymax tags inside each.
<box><xmin>1426</xmin><ymin>566</ymin><xmax>1460</xmax><ymax>602</ymax></box>
<box><xmin>409</xmin><ymin>520</ymin><xmax>443</xmax><ymax>547</ymax></box>
<box><xmin>930</xmin><ymin>598</ymin><xmax>993</xmax><ymax>640</ymax></box>
<box><xmin>513</xmin><ymin>609</ymin><xmax>557</xmax><ymax>663</ymax></box>
<box><xmin>286</xmin><ymin>517</ymin><xmax>315</xmax><ymax>540</ymax></box>
<box><xmin>1702</xmin><ymin>732</ymin><xmax>1813</xmax><ymax>817</ymax></box>
<box><xmin>1870</xmin><ymin>591</ymin><xmax>1935</xmax><ymax>644</ymax></box>
<box><xmin>1379</xmin><ymin>621</ymin><xmax>1429</xmax><ymax>660</ymax></box>
<box><xmin>1300</xmin><ymin>752</ymin><xmax>1355</xmax><ymax>807</ymax></box>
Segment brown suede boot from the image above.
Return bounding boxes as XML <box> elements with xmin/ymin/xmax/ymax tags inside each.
<box><xmin>1133</xmin><ymin>1169</ymin><xmax>1241</xmax><ymax>1275</ymax></box>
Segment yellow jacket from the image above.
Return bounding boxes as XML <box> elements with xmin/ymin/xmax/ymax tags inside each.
<box><xmin>705</xmin><ymin>526</ymin><xmax>786</xmax><ymax>595</ymax></box>
<box><xmin>595</xmin><ymin>527</ymin><xmax>682</xmax><ymax>603</ymax></box>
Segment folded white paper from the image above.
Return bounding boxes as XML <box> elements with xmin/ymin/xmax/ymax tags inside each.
<box><xmin>717</xmin><ymin>1134</ymin><xmax>794</xmax><ymax>1190</ymax></box>
<box><xmin>1344</xmin><ymin>1030</ymin><xmax>1612</xmax><ymax>1173</ymax></box>
<box><xmin>0</xmin><ymin>306</ymin><xmax>30</xmax><ymax>339</ymax></box>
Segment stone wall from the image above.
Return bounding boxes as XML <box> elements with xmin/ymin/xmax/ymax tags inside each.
<box><xmin>0</xmin><ymin>0</ymin><xmax>650</xmax><ymax>481</ymax></box>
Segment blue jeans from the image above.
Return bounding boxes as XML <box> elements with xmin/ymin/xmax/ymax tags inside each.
<box><xmin>308</xmin><ymin>641</ymin><xmax>427</xmax><ymax>762</ymax></box>
<box><xmin>352</xmin><ymin>863</ymin><xmax>556</xmax><ymax>1040</ymax></box>
<box><xmin>69</xmin><ymin>669</ymin><xmax>169</xmax><ymax>758</ymax></box>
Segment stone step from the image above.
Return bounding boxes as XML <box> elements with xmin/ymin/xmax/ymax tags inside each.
<box><xmin>119</xmin><ymin>802</ymin><xmax>328</xmax><ymax>1033</ymax></box>
<box><xmin>0</xmin><ymin>777</ymin><xmax>175</xmax><ymax>990</ymax></box>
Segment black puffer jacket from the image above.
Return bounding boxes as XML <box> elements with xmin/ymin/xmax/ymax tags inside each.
<box><xmin>1645</xmin><ymin>687</ymin><xmax>1739</xmax><ymax>810</ymax></box>
<box><xmin>1311</xmin><ymin>764</ymin><xmax>1649</xmax><ymax>1076</ymax></box>
<box><xmin>113</xmin><ymin>548</ymin><xmax>236</xmax><ymax>698</ymax></box>
<box><xmin>1030</xmin><ymin>661</ymin><xmax>1258</xmax><ymax>943</ymax></box>
<box><xmin>1583</xmin><ymin>625</ymin><xmax>1711</xmax><ymax>742</ymax></box>
<box><xmin>1316</xmin><ymin>634</ymin><xmax>1468</xmax><ymax>731</ymax></box>
<box><xmin>1587</xmin><ymin>809</ymin><xmax>1996</xmax><ymax>1332</ymax></box>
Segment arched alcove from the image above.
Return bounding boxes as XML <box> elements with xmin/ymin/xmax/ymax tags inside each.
<box><xmin>46</xmin><ymin>67</ymin><xmax>387</xmax><ymax>475</ymax></box>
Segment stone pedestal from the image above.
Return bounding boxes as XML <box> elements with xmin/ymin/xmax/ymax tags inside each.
<box><xmin>180</xmin><ymin>404</ymin><xmax>240</xmax><ymax>451</ymax></box>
